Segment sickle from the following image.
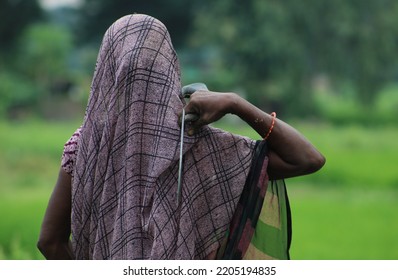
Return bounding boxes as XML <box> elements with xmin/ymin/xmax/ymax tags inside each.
<box><xmin>176</xmin><ymin>82</ymin><xmax>208</xmax><ymax>206</ymax></box>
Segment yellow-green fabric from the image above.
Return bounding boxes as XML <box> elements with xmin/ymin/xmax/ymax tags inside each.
<box><xmin>244</xmin><ymin>180</ymin><xmax>291</xmax><ymax>260</ymax></box>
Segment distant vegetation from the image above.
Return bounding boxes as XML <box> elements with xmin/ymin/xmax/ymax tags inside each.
<box><xmin>0</xmin><ymin>0</ymin><xmax>398</xmax><ymax>123</ymax></box>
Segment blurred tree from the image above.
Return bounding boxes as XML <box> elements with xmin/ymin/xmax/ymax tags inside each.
<box><xmin>0</xmin><ymin>23</ymin><xmax>75</xmax><ymax>118</ymax></box>
<box><xmin>0</xmin><ymin>71</ymin><xmax>39</xmax><ymax>119</ymax></box>
<box><xmin>16</xmin><ymin>23</ymin><xmax>74</xmax><ymax>96</ymax></box>
<box><xmin>0</xmin><ymin>0</ymin><xmax>43</xmax><ymax>51</ymax></box>
<box><xmin>0</xmin><ymin>0</ymin><xmax>44</xmax><ymax>118</ymax></box>
<box><xmin>192</xmin><ymin>0</ymin><xmax>398</xmax><ymax>115</ymax></box>
<box><xmin>76</xmin><ymin>0</ymin><xmax>201</xmax><ymax>49</ymax></box>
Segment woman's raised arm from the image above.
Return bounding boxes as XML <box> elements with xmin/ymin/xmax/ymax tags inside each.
<box><xmin>183</xmin><ymin>90</ymin><xmax>326</xmax><ymax>179</ymax></box>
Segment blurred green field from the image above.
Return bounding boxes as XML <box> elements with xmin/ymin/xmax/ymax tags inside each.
<box><xmin>0</xmin><ymin>120</ymin><xmax>397</xmax><ymax>259</ymax></box>
<box><xmin>0</xmin><ymin>120</ymin><xmax>81</xmax><ymax>259</ymax></box>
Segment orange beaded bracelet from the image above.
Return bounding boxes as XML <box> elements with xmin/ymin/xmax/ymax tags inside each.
<box><xmin>264</xmin><ymin>112</ymin><xmax>276</xmax><ymax>140</ymax></box>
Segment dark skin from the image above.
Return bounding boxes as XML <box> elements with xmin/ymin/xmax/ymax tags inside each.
<box><xmin>37</xmin><ymin>90</ymin><xmax>325</xmax><ymax>259</ymax></box>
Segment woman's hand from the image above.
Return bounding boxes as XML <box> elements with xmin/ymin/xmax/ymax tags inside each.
<box><xmin>182</xmin><ymin>90</ymin><xmax>238</xmax><ymax>135</ymax></box>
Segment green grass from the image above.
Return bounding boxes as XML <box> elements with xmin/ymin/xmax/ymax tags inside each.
<box><xmin>0</xmin><ymin>120</ymin><xmax>81</xmax><ymax>191</ymax></box>
<box><xmin>1</xmin><ymin>120</ymin><xmax>397</xmax><ymax>259</ymax></box>
<box><xmin>0</xmin><ymin>120</ymin><xmax>80</xmax><ymax>259</ymax></box>
<box><xmin>0</xmin><ymin>189</ymin><xmax>49</xmax><ymax>260</ymax></box>
<box><xmin>288</xmin><ymin>186</ymin><xmax>398</xmax><ymax>259</ymax></box>
<box><xmin>292</xmin><ymin>122</ymin><xmax>398</xmax><ymax>188</ymax></box>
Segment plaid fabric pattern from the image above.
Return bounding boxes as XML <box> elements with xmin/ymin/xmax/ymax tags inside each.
<box><xmin>69</xmin><ymin>14</ymin><xmax>257</xmax><ymax>260</ymax></box>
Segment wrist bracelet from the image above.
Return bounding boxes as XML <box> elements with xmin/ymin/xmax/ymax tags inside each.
<box><xmin>264</xmin><ymin>112</ymin><xmax>276</xmax><ymax>140</ymax></box>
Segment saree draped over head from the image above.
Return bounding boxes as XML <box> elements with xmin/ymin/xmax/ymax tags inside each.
<box><xmin>65</xmin><ymin>14</ymin><xmax>291</xmax><ymax>260</ymax></box>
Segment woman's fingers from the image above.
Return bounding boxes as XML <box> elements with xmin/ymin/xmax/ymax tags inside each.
<box><xmin>184</xmin><ymin>113</ymin><xmax>200</xmax><ymax>123</ymax></box>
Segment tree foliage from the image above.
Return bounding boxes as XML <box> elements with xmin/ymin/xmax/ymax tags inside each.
<box><xmin>0</xmin><ymin>0</ymin><xmax>44</xmax><ymax>118</ymax></box>
<box><xmin>77</xmin><ymin>0</ymin><xmax>201</xmax><ymax>49</ymax></box>
<box><xmin>1</xmin><ymin>0</ymin><xmax>398</xmax><ymax>121</ymax></box>
<box><xmin>0</xmin><ymin>0</ymin><xmax>43</xmax><ymax>50</ymax></box>
<box><xmin>16</xmin><ymin>23</ymin><xmax>73</xmax><ymax>93</ymax></box>
<box><xmin>192</xmin><ymin>0</ymin><xmax>398</xmax><ymax>114</ymax></box>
